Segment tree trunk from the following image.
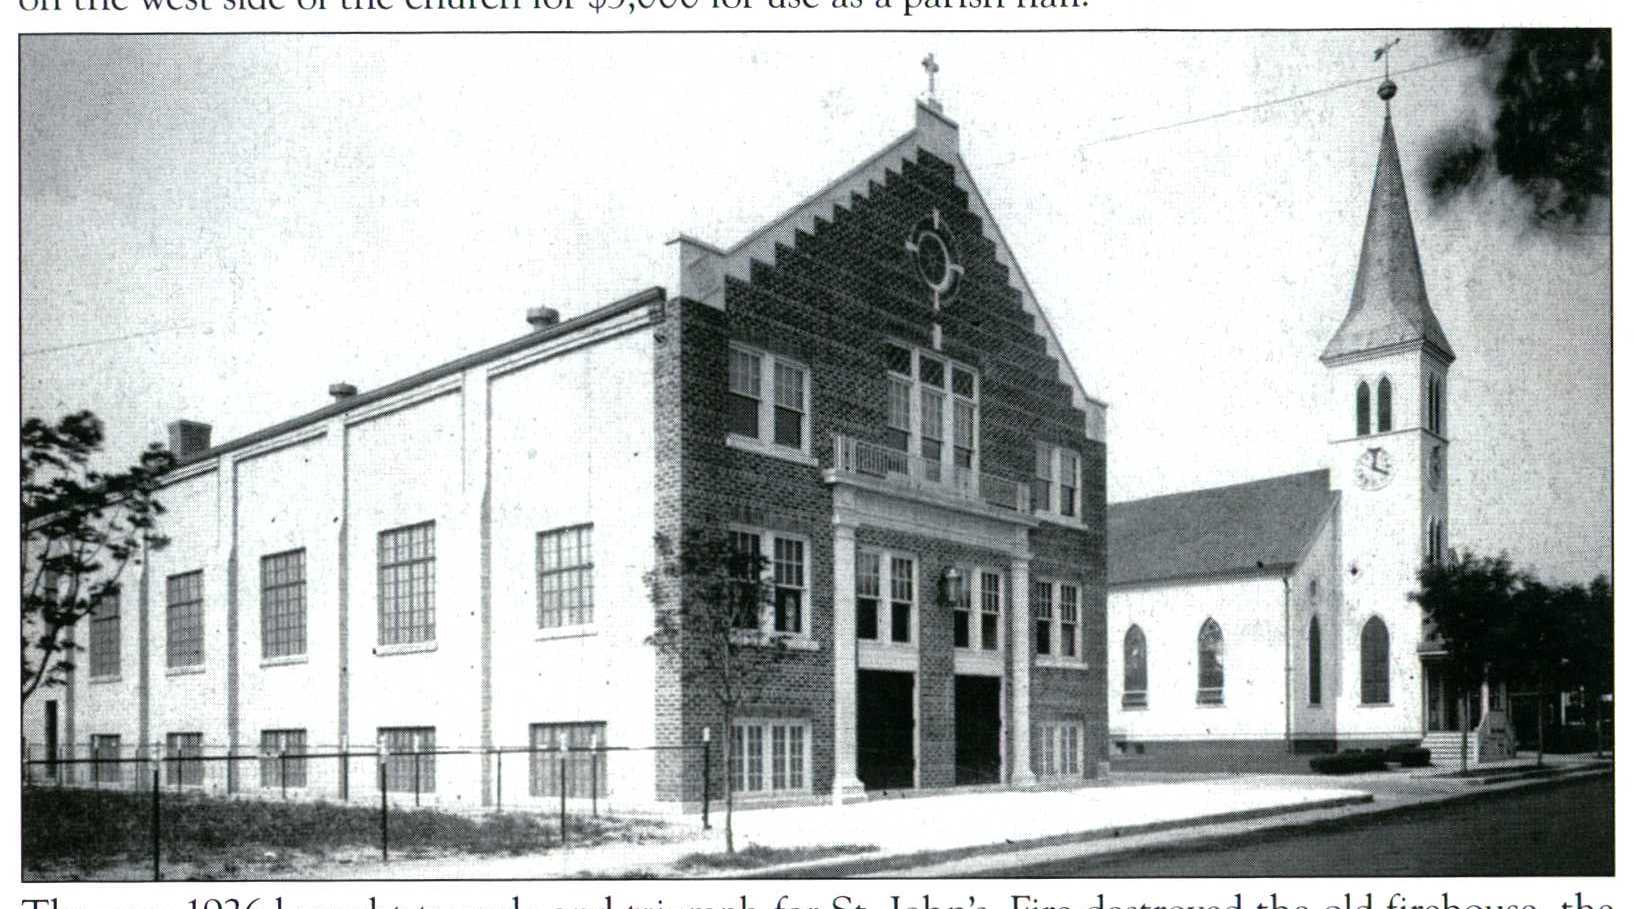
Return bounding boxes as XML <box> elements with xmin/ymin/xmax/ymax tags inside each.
<box><xmin>1459</xmin><ymin>694</ymin><xmax>1469</xmax><ymax>775</ymax></box>
<box><xmin>722</xmin><ymin>705</ymin><xmax>735</xmax><ymax>855</ymax></box>
<box><xmin>1536</xmin><ymin>683</ymin><xmax>1546</xmax><ymax>767</ymax></box>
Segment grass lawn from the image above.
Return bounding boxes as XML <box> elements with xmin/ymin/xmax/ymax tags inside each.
<box><xmin>672</xmin><ymin>843</ymin><xmax>877</xmax><ymax>872</ymax></box>
<box><xmin>24</xmin><ymin>786</ymin><xmax>672</xmax><ymax>880</ymax></box>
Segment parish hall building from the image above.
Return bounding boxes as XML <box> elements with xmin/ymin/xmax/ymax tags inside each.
<box><xmin>24</xmin><ymin>94</ymin><xmax>1110</xmax><ymax>809</ymax></box>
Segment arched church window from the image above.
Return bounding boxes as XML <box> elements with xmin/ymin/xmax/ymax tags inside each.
<box><xmin>1122</xmin><ymin>625</ymin><xmax>1148</xmax><ymax>709</ymax></box>
<box><xmin>1361</xmin><ymin>616</ymin><xmax>1390</xmax><ymax>704</ymax></box>
<box><xmin>1355</xmin><ymin>382</ymin><xmax>1371</xmax><ymax>436</ymax></box>
<box><xmin>1308</xmin><ymin>616</ymin><xmax>1322</xmax><ymax>706</ymax></box>
<box><xmin>1376</xmin><ymin>377</ymin><xmax>1393</xmax><ymax>432</ymax></box>
<box><xmin>1196</xmin><ymin>618</ymin><xmax>1224</xmax><ymax>704</ymax></box>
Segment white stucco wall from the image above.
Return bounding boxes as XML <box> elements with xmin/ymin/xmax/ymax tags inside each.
<box><xmin>1108</xmin><ymin>574</ymin><xmax>1290</xmax><ymax>741</ymax></box>
<box><xmin>487</xmin><ymin>328</ymin><xmax>658</xmax><ymax>807</ymax></box>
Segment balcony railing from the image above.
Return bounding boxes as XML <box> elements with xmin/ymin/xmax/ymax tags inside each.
<box><xmin>831</xmin><ymin>434</ymin><xmax>1029</xmax><ymax>512</ymax></box>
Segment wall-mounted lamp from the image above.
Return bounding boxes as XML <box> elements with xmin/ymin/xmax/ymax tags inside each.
<box><xmin>938</xmin><ymin>566</ymin><xmax>965</xmax><ymax>609</ymax></box>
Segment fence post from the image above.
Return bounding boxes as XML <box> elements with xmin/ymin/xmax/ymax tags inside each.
<box><xmin>558</xmin><ymin>747</ymin><xmax>567</xmax><ymax>846</ymax></box>
<box><xmin>151</xmin><ymin>767</ymin><xmax>161</xmax><ymax>881</ymax></box>
<box><xmin>591</xmin><ymin>751</ymin><xmax>599</xmax><ymax>818</ymax></box>
<box><xmin>496</xmin><ymin>748</ymin><xmax>503</xmax><ymax>812</ymax></box>
<box><xmin>341</xmin><ymin>739</ymin><xmax>350</xmax><ymax>803</ymax></box>
<box><xmin>378</xmin><ymin>742</ymin><xmax>389</xmax><ymax>864</ymax></box>
<box><xmin>413</xmin><ymin>752</ymin><xmax>421</xmax><ymax>808</ymax></box>
<box><xmin>280</xmin><ymin>750</ymin><xmax>288</xmax><ymax>801</ymax></box>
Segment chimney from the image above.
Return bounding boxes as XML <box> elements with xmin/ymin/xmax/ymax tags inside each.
<box><xmin>167</xmin><ymin>420</ymin><xmax>213</xmax><ymax>460</ymax></box>
<box><xmin>329</xmin><ymin>382</ymin><xmax>358</xmax><ymax>402</ymax></box>
<box><xmin>526</xmin><ymin>306</ymin><xmax>561</xmax><ymax>330</ymax></box>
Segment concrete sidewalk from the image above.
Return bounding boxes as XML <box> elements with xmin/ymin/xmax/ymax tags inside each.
<box><xmin>277</xmin><ymin>753</ymin><xmax>1609</xmax><ymax>879</ymax></box>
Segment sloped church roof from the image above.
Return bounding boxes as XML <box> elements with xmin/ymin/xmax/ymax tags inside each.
<box><xmin>1322</xmin><ymin>110</ymin><xmax>1455</xmax><ymax>363</ymax></box>
<box><xmin>1109</xmin><ymin>470</ymin><xmax>1338</xmax><ymax>586</ymax></box>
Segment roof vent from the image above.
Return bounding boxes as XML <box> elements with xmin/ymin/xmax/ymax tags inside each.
<box><xmin>329</xmin><ymin>382</ymin><xmax>358</xmax><ymax>402</ymax></box>
<box><xmin>526</xmin><ymin>306</ymin><xmax>561</xmax><ymax>330</ymax></box>
<box><xmin>166</xmin><ymin>420</ymin><xmax>213</xmax><ymax>460</ymax></box>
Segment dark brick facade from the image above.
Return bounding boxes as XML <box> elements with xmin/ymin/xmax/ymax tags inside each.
<box><xmin>653</xmin><ymin>143</ymin><xmax>1107</xmax><ymax>803</ymax></box>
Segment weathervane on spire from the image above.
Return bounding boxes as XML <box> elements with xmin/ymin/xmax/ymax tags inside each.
<box><xmin>1374</xmin><ymin>37</ymin><xmax>1401</xmax><ymax>105</ymax></box>
<box><xmin>922</xmin><ymin>53</ymin><xmax>943</xmax><ymax>112</ymax></box>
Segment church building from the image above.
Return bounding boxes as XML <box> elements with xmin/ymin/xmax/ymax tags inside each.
<box><xmin>24</xmin><ymin>82</ymin><xmax>1109</xmax><ymax>809</ymax></box>
<box><xmin>1106</xmin><ymin>77</ymin><xmax>1515</xmax><ymax>769</ymax></box>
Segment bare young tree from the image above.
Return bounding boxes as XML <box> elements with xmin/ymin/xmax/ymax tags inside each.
<box><xmin>646</xmin><ymin>526</ymin><xmax>787</xmax><ymax>855</ymax></box>
<box><xmin>21</xmin><ymin>411</ymin><xmax>173</xmax><ymax>703</ymax></box>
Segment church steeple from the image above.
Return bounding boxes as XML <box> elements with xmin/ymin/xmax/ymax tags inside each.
<box><xmin>1321</xmin><ymin>79</ymin><xmax>1455</xmax><ymax>364</ymax></box>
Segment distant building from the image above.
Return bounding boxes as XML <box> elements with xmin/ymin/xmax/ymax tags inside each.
<box><xmin>1105</xmin><ymin>79</ymin><xmax>1516</xmax><ymax>769</ymax></box>
<box><xmin>23</xmin><ymin>94</ymin><xmax>1109</xmax><ymax>808</ymax></box>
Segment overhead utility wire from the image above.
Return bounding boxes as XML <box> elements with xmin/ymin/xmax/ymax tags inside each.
<box><xmin>1069</xmin><ymin>50</ymin><xmax>1490</xmax><ymax>155</ymax></box>
<box><xmin>21</xmin><ymin>322</ymin><xmax>204</xmax><ymax>357</ymax></box>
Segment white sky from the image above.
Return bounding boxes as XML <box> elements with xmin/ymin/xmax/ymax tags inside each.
<box><xmin>18</xmin><ymin>31</ymin><xmax>1611</xmax><ymax>584</ymax></box>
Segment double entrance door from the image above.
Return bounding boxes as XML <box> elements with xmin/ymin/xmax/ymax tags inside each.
<box><xmin>856</xmin><ymin>670</ymin><xmax>1002</xmax><ymax>791</ymax></box>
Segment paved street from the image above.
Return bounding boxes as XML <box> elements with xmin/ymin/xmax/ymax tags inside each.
<box><xmin>992</xmin><ymin>773</ymin><xmax>1613</xmax><ymax>877</ymax></box>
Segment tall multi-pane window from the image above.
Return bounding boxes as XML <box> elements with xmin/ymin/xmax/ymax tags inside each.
<box><xmin>979</xmin><ymin>571</ymin><xmax>1001</xmax><ymax>651</ymax></box>
<box><xmin>728</xmin><ymin>530</ymin><xmax>763</xmax><ymax>630</ymax></box>
<box><xmin>1427</xmin><ymin>375</ymin><xmax>1445</xmax><ymax>435</ymax></box>
<box><xmin>1058</xmin><ymin>584</ymin><xmax>1080</xmax><ymax>658</ymax></box>
<box><xmin>259</xmin><ymin>729</ymin><xmax>308</xmax><ymax>789</ymax></box>
<box><xmin>530</xmin><ymin>722</ymin><xmax>606</xmax><ymax>798</ymax></box>
<box><xmin>1361</xmin><ymin>617</ymin><xmax>1390</xmax><ymax>705</ymax></box>
<box><xmin>952</xmin><ymin>573</ymin><xmax>973</xmax><ymax>649</ymax></box>
<box><xmin>90</xmin><ymin>734</ymin><xmax>121</xmax><ymax>784</ymax></box>
<box><xmin>728</xmin><ymin>347</ymin><xmax>762</xmax><ymax>439</ymax></box>
<box><xmin>1032</xmin><ymin>581</ymin><xmax>1053</xmax><ymax>655</ymax></box>
<box><xmin>1308</xmin><ymin>617</ymin><xmax>1323</xmax><ymax>706</ymax></box>
<box><xmin>1197</xmin><ymin>618</ymin><xmax>1225</xmax><ymax>704</ymax></box>
<box><xmin>1032</xmin><ymin>444</ymin><xmax>1053</xmax><ymax>513</ymax></box>
<box><xmin>379</xmin><ymin>726</ymin><xmax>436</xmax><ymax>793</ymax></box>
<box><xmin>731</xmin><ymin>719</ymin><xmax>808</xmax><ymax>794</ymax></box>
<box><xmin>1377</xmin><ymin>376</ymin><xmax>1393</xmax><ymax>432</ymax></box>
<box><xmin>538</xmin><ymin>524</ymin><xmax>594</xmax><ymax>629</ymax></box>
<box><xmin>920</xmin><ymin>386</ymin><xmax>945</xmax><ymax>480</ymax></box>
<box><xmin>378</xmin><ymin>522</ymin><xmax>436</xmax><ymax>646</ymax></box>
<box><xmin>952</xmin><ymin>367</ymin><xmax>977</xmax><ymax>470</ymax></box>
<box><xmin>1356</xmin><ymin>382</ymin><xmax>1372</xmax><ymax>436</ymax></box>
<box><xmin>855</xmin><ymin>551</ymin><xmax>880</xmax><ymax>641</ymax></box>
<box><xmin>1122</xmin><ymin>625</ymin><xmax>1148</xmax><ymax>708</ymax></box>
<box><xmin>886</xmin><ymin>377</ymin><xmax>913</xmax><ymax>453</ymax></box>
<box><xmin>889</xmin><ymin>557</ymin><xmax>914</xmax><ymax>643</ymax></box>
<box><xmin>773</xmin><ymin>362</ymin><xmax>806</xmax><ymax>449</ymax></box>
<box><xmin>728</xmin><ymin>344</ymin><xmax>809</xmax><ymax>454</ymax></box>
<box><xmin>88</xmin><ymin>592</ymin><xmax>121</xmax><ymax>678</ymax></box>
<box><xmin>166</xmin><ymin>571</ymin><xmax>204</xmax><ymax>669</ymax></box>
<box><xmin>1059</xmin><ymin>451</ymin><xmax>1080</xmax><ymax>518</ymax></box>
<box><xmin>165</xmin><ymin>732</ymin><xmax>204</xmax><ymax>786</ymax></box>
<box><xmin>261</xmin><ymin>549</ymin><xmax>307</xmax><ymax>659</ymax></box>
<box><xmin>772</xmin><ymin>537</ymin><xmax>806</xmax><ymax>634</ymax></box>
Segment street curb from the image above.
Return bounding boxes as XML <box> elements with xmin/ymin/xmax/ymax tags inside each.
<box><xmin>732</xmin><ymin>792</ymin><xmax>1376</xmax><ymax>879</ymax></box>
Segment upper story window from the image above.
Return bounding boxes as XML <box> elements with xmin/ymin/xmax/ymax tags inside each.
<box><xmin>954</xmin><ymin>568</ymin><xmax>1003</xmax><ymax>652</ymax></box>
<box><xmin>728</xmin><ymin>344</ymin><xmax>810</xmax><ymax>457</ymax></box>
<box><xmin>1197</xmin><ymin>617</ymin><xmax>1225</xmax><ymax>704</ymax></box>
<box><xmin>88</xmin><ymin>592</ymin><xmax>120</xmax><ymax>679</ymax></box>
<box><xmin>731</xmin><ymin>527</ymin><xmax>809</xmax><ymax>639</ymax></box>
<box><xmin>888</xmin><ymin>556</ymin><xmax>915</xmax><ymax>643</ymax></box>
<box><xmin>1377</xmin><ymin>376</ymin><xmax>1393</xmax><ymax>432</ymax></box>
<box><xmin>538</xmin><ymin>524</ymin><xmax>594</xmax><ymax>630</ymax></box>
<box><xmin>1032</xmin><ymin>443</ymin><xmax>1082</xmax><ymax>519</ymax></box>
<box><xmin>883</xmin><ymin>342</ymin><xmax>979</xmax><ymax>476</ymax></box>
<box><xmin>1361</xmin><ymin>616</ymin><xmax>1391</xmax><ymax>705</ymax></box>
<box><xmin>379</xmin><ymin>521</ymin><xmax>436</xmax><ymax>647</ymax></box>
<box><xmin>857</xmin><ymin>548</ymin><xmax>916</xmax><ymax>644</ymax></box>
<box><xmin>1355</xmin><ymin>381</ymin><xmax>1372</xmax><ymax>436</ymax></box>
<box><xmin>1122</xmin><ymin>625</ymin><xmax>1147</xmax><ymax>709</ymax></box>
<box><xmin>1031</xmin><ymin>579</ymin><xmax>1083</xmax><ymax>662</ymax></box>
<box><xmin>166</xmin><ymin>570</ymin><xmax>204</xmax><ymax>669</ymax></box>
<box><xmin>1426</xmin><ymin>374</ymin><xmax>1446</xmax><ymax>435</ymax></box>
<box><xmin>261</xmin><ymin>549</ymin><xmax>307</xmax><ymax>660</ymax></box>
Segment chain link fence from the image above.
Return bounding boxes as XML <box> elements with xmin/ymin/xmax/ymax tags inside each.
<box><xmin>23</xmin><ymin>740</ymin><xmax>709</xmax><ymax>879</ymax></box>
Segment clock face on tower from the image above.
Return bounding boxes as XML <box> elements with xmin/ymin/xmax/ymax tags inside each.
<box><xmin>1354</xmin><ymin>445</ymin><xmax>1394</xmax><ymax>491</ymax></box>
